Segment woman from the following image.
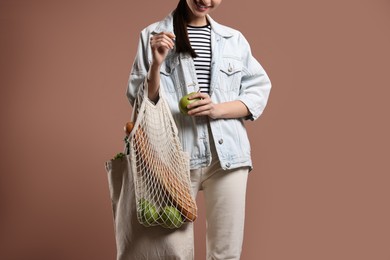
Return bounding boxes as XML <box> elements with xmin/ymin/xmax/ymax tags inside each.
<box><xmin>127</xmin><ymin>0</ymin><xmax>271</xmax><ymax>259</ymax></box>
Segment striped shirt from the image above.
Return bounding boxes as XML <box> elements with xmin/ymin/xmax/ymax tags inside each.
<box><xmin>187</xmin><ymin>24</ymin><xmax>212</xmax><ymax>94</ymax></box>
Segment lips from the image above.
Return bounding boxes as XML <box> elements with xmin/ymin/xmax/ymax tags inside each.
<box><xmin>194</xmin><ymin>1</ymin><xmax>211</xmax><ymax>12</ymax></box>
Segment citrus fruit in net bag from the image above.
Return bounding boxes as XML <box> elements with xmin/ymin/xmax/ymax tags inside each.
<box><xmin>139</xmin><ymin>199</ymin><xmax>159</xmax><ymax>226</ymax></box>
<box><xmin>160</xmin><ymin>206</ymin><xmax>184</xmax><ymax>229</ymax></box>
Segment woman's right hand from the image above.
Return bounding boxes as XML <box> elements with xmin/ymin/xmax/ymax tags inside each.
<box><xmin>150</xmin><ymin>32</ymin><xmax>175</xmax><ymax>66</ymax></box>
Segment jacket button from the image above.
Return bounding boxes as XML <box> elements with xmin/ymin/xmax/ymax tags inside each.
<box><xmin>218</xmin><ymin>139</ymin><xmax>223</xmax><ymax>144</ymax></box>
<box><xmin>225</xmin><ymin>163</ymin><xmax>231</xmax><ymax>168</ymax></box>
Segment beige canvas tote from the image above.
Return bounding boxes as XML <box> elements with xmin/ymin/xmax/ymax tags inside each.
<box><xmin>105</xmin><ymin>85</ymin><xmax>196</xmax><ymax>260</ymax></box>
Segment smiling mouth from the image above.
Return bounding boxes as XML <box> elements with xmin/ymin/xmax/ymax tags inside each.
<box><xmin>195</xmin><ymin>1</ymin><xmax>211</xmax><ymax>11</ymax></box>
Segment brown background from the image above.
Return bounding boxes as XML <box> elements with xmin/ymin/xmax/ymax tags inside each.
<box><xmin>1</xmin><ymin>0</ymin><xmax>389</xmax><ymax>259</ymax></box>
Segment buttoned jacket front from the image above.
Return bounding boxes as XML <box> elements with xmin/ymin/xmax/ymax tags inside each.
<box><xmin>127</xmin><ymin>13</ymin><xmax>271</xmax><ymax>170</ymax></box>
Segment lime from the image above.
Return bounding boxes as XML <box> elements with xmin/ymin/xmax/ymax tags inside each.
<box><xmin>160</xmin><ymin>206</ymin><xmax>184</xmax><ymax>229</ymax></box>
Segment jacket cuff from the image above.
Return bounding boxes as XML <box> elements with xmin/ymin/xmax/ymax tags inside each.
<box><xmin>237</xmin><ymin>96</ymin><xmax>261</xmax><ymax>121</ymax></box>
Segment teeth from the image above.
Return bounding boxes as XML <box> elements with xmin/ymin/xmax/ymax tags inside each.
<box><xmin>196</xmin><ymin>2</ymin><xmax>208</xmax><ymax>8</ymax></box>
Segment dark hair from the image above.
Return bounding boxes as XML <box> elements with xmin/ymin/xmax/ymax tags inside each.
<box><xmin>173</xmin><ymin>0</ymin><xmax>197</xmax><ymax>58</ymax></box>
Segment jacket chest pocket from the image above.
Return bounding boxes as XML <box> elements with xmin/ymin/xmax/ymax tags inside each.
<box><xmin>217</xmin><ymin>57</ymin><xmax>243</xmax><ymax>92</ymax></box>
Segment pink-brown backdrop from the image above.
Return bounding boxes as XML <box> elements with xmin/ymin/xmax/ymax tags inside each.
<box><xmin>1</xmin><ymin>0</ymin><xmax>389</xmax><ymax>259</ymax></box>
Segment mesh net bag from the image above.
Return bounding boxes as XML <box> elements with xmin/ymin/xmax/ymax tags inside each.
<box><xmin>127</xmin><ymin>87</ymin><xmax>197</xmax><ymax>229</ymax></box>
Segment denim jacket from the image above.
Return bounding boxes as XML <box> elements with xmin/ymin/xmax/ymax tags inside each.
<box><xmin>127</xmin><ymin>13</ymin><xmax>271</xmax><ymax>170</ymax></box>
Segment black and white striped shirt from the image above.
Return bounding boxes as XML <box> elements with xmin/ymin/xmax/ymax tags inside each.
<box><xmin>187</xmin><ymin>24</ymin><xmax>212</xmax><ymax>94</ymax></box>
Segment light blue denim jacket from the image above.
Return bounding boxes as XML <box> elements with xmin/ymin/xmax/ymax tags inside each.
<box><xmin>127</xmin><ymin>13</ymin><xmax>271</xmax><ymax>171</ymax></box>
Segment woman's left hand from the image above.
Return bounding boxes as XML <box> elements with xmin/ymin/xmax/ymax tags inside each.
<box><xmin>186</xmin><ymin>92</ymin><xmax>221</xmax><ymax>119</ymax></box>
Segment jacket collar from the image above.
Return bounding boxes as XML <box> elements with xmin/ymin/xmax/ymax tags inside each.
<box><xmin>153</xmin><ymin>12</ymin><xmax>233</xmax><ymax>38</ymax></box>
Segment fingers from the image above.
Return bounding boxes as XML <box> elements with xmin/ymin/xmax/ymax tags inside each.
<box><xmin>188</xmin><ymin>103</ymin><xmax>214</xmax><ymax>116</ymax></box>
<box><xmin>150</xmin><ymin>32</ymin><xmax>175</xmax><ymax>50</ymax></box>
<box><xmin>187</xmin><ymin>93</ymin><xmax>214</xmax><ymax>116</ymax></box>
<box><xmin>188</xmin><ymin>92</ymin><xmax>208</xmax><ymax>100</ymax></box>
<box><xmin>165</xmin><ymin>32</ymin><xmax>176</xmax><ymax>39</ymax></box>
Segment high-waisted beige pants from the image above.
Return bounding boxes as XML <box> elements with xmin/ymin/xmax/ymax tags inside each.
<box><xmin>189</xmin><ymin>151</ymin><xmax>249</xmax><ymax>260</ymax></box>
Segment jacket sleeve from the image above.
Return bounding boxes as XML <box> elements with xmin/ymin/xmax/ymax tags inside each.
<box><xmin>126</xmin><ymin>30</ymin><xmax>151</xmax><ymax>107</ymax></box>
<box><xmin>236</xmin><ymin>33</ymin><xmax>272</xmax><ymax>121</ymax></box>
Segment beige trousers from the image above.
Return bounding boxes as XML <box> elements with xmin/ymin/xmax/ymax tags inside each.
<box><xmin>189</xmin><ymin>153</ymin><xmax>249</xmax><ymax>260</ymax></box>
<box><xmin>144</xmin><ymin>152</ymin><xmax>249</xmax><ymax>260</ymax></box>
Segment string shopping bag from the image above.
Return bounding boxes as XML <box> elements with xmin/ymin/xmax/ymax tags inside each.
<box><xmin>128</xmin><ymin>85</ymin><xmax>197</xmax><ymax>228</ymax></box>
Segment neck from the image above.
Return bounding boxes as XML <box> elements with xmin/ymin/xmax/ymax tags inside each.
<box><xmin>187</xmin><ymin>17</ymin><xmax>208</xmax><ymax>26</ymax></box>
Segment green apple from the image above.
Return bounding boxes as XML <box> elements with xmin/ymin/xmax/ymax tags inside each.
<box><xmin>178</xmin><ymin>92</ymin><xmax>201</xmax><ymax>115</ymax></box>
<box><xmin>138</xmin><ymin>199</ymin><xmax>159</xmax><ymax>226</ymax></box>
<box><xmin>160</xmin><ymin>206</ymin><xmax>184</xmax><ymax>229</ymax></box>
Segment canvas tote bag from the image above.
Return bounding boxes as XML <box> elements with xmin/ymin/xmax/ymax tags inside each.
<box><xmin>105</xmin><ymin>85</ymin><xmax>196</xmax><ymax>260</ymax></box>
